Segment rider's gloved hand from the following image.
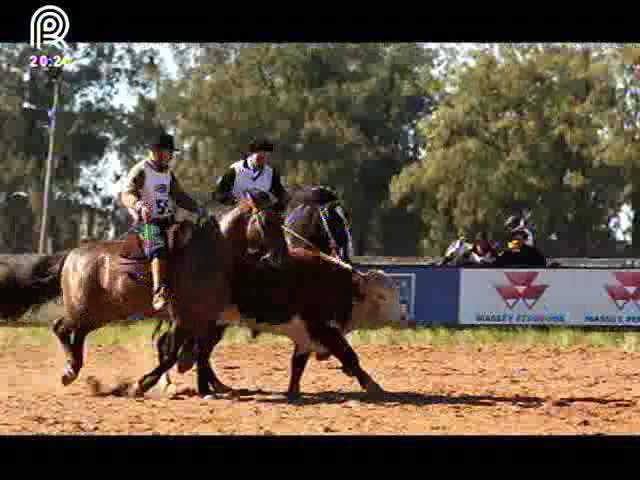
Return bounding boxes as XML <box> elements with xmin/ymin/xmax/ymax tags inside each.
<box><xmin>135</xmin><ymin>200</ymin><xmax>152</xmax><ymax>223</ymax></box>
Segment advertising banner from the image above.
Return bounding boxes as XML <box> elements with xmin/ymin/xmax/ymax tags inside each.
<box><xmin>388</xmin><ymin>273</ymin><xmax>416</xmax><ymax>323</ymax></box>
<box><xmin>459</xmin><ymin>269</ymin><xmax>640</xmax><ymax>326</ymax></box>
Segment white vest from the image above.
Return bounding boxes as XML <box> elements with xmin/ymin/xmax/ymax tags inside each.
<box><xmin>230</xmin><ymin>160</ymin><xmax>274</xmax><ymax>200</ymax></box>
<box><xmin>140</xmin><ymin>161</ymin><xmax>174</xmax><ymax>220</ymax></box>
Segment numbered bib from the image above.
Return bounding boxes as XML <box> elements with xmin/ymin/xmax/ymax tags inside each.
<box><xmin>154</xmin><ymin>198</ymin><xmax>172</xmax><ymax>217</ymax></box>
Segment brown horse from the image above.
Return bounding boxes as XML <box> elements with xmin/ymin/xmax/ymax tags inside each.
<box><xmin>219</xmin><ymin>190</ymin><xmax>289</xmax><ymax>266</ymax></box>
<box><xmin>47</xmin><ymin>211</ymin><xmax>239</xmax><ymax>398</ymax></box>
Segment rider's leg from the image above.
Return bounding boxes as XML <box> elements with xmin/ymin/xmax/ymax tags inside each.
<box><xmin>149</xmin><ymin>226</ymin><xmax>170</xmax><ymax>311</ymax></box>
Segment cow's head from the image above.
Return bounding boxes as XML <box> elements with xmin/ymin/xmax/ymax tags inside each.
<box><xmin>346</xmin><ymin>269</ymin><xmax>403</xmax><ymax>333</ymax></box>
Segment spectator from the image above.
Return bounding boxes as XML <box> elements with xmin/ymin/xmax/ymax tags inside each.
<box><xmin>471</xmin><ymin>231</ymin><xmax>498</xmax><ymax>263</ymax></box>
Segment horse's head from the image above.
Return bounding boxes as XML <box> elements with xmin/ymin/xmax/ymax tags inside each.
<box><xmin>244</xmin><ymin>192</ymin><xmax>288</xmax><ymax>264</ymax></box>
<box><xmin>220</xmin><ymin>190</ymin><xmax>288</xmax><ymax>264</ymax></box>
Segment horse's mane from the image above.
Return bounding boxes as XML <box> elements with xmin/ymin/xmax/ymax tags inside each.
<box><xmin>170</xmin><ymin>217</ymin><xmax>222</xmax><ymax>253</ymax></box>
<box><xmin>286</xmin><ymin>184</ymin><xmax>340</xmax><ymax>210</ymax></box>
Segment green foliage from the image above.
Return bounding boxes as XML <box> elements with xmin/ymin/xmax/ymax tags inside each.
<box><xmin>164</xmin><ymin>43</ymin><xmax>439</xmax><ymax>254</ymax></box>
<box><xmin>0</xmin><ymin>43</ymin><xmax>160</xmax><ymax>251</ymax></box>
<box><xmin>391</xmin><ymin>45</ymin><xmax>627</xmax><ymax>256</ymax></box>
<box><xmin>1</xmin><ymin>42</ymin><xmax>638</xmax><ymax>255</ymax></box>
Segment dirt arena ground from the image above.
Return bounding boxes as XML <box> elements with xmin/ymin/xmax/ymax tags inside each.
<box><xmin>2</xmin><ymin>340</ymin><xmax>640</xmax><ymax>435</ymax></box>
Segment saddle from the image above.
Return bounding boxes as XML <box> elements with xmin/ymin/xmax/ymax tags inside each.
<box><xmin>118</xmin><ymin>220</ymin><xmax>198</xmax><ymax>284</ymax></box>
<box><xmin>119</xmin><ymin>221</ymin><xmax>194</xmax><ymax>262</ymax></box>
<box><xmin>119</xmin><ymin>230</ymin><xmax>149</xmax><ymax>262</ymax></box>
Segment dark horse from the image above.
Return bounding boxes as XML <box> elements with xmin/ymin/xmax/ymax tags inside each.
<box><xmin>284</xmin><ymin>185</ymin><xmax>354</xmax><ymax>265</ymax></box>
<box><xmin>156</xmin><ymin>191</ymin><xmax>290</xmax><ymax>394</ymax></box>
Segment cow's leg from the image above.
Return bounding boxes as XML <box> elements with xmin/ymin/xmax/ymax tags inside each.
<box><xmin>53</xmin><ymin>317</ymin><xmax>89</xmax><ymax>386</ymax></box>
<box><xmin>308</xmin><ymin>323</ymin><xmax>383</xmax><ymax>395</ymax></box>
<box><xmin>287</xmin><ymin>345</ymin><xmax>311</xmax><ymax>402</ymax></box>
<box><xmin>134</xmin><ymin>325</ymin><xmax>189</xmax><ymax>397</ymax></box>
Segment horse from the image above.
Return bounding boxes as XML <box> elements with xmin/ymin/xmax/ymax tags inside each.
<box><xmin>219</xmin><ymin>190</ymin><xmax>290</xmax><ymax>268</ymax></box>
<box><xmin>42</xmin><ymin>211</ymin><xmax>241</xmax><ymax>397</ymax></box>
<box><xmin>155</xmin><ymin>191</ymin><xmax>290</xmax><ymax>393</ymax></box>
<box><xmin>284</xmin><ymin>185</ymin><xmax>354</xmax><ymax>265</ymax></box>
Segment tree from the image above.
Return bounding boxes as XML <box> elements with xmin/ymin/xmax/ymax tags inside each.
<box><xmin>165</xmin><ymin>43</ymin><xmax>442</xmax><ymax>254</ymax></box>
<box><xmin>0</xmin><ymin>42</ymin><xmax>160</xmax><ymax>251</ymax></box>
<box><xmin>390</xmin><ymin>45</ymin><xmax>624</xmax><ymax>257</ymax></box>
<box><xmin>594</xmin><ymin>45</ymin><xmax>640</xmax><ymax>253</ymax></box>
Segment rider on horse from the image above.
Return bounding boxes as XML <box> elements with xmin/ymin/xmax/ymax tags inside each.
<box><xmin>212</xmin><ymin>137</ymin><xmax>289</xmax><ymax>213</ymax></box>
<box><xmin>119</xmin><ymin>131</ymin><xmax>207</xmax><ymax>311</ymax></box>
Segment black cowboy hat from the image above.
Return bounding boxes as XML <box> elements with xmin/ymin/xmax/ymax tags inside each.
<box><xmin>148</xmin><ymin>132</ymin><xmax>180</xmax><ymax>151</ymax></box>
<box><xmin>248</xmin><ymin>137</ymin><xmax>274</xmax><ymax>153</ymax></box>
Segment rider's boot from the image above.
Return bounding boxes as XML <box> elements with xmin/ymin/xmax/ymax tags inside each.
<box><xmin>151</xmin><ymin>257</ymin><xmax>170</xmax><ymax>311</ymax></box>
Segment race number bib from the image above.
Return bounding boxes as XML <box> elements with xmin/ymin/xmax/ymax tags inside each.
<box><xmin>155</xmin><ymin>198</ymin><xmax>171</xmax><ymax>216</ymax></box>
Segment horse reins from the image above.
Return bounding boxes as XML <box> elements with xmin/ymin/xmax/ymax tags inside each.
<box><xmin>318</xmin><ymin>204</ymin><xmax>339</xmax><ymax>254</ymax></box>
<box><xmin>281</xmin><ymin>225</ymin><xmax>363</xmax><ymax>277</ymax></box>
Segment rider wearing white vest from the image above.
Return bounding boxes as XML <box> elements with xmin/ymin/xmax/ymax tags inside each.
<box><xmin>119</xmin><ymin>132</ymin><xmax>207</xmax><ymax>311</ymax></box>
<box><xmin>212</xmin><ymin>138</ymin><xmax>289</xmax><ymax>213</ymax></box>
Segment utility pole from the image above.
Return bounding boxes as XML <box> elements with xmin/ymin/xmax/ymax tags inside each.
<box><xmin>38</xmin><ymin>66</ymin><xmax>62</xmax><ymax>254</ymax></box>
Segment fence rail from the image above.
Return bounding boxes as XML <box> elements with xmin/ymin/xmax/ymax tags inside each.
<box><xmin>354</xmin><ymin>256</ymin><xmax>640</xmax><ymax>268</ymax></box>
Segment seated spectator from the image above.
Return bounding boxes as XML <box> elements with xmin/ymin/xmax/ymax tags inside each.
<box><xmin>470</xmin><ymin>231</ymin><xmax>497</xmax><ymax>264</ymax></box>
<box><xmin>494</xmin><ymin>230</ymin><xmax>547</xmax><ymax>267</ymax></box>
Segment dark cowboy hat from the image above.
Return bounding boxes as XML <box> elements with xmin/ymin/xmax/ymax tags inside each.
<box><xmin>148</xmin><ymin>132</ymin><xmax>180</xmax><ymax>151</ymax></box>
<box><xmin>248</xmin><ymin>137</ymin><xmax>274</xmax><ymax>153</ymax></box>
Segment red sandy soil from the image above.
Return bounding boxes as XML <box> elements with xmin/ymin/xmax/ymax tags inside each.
<box><xmin>2</xmin><ymin>342</ymin><xmax>640</xmax><ymax>434</ymax></box>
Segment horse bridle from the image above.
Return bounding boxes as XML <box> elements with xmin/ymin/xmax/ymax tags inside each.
<box><xmin>243</xmin><ymin>193</ymin><xmax>283</xmax><ymax>254</ymax></box>
<box><xmin>317</xmin><ymin>201</ymin><xmax>353</xmax><ymax>260</ymax></box>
